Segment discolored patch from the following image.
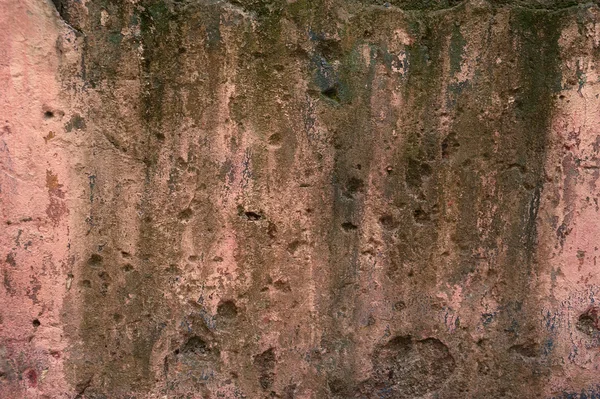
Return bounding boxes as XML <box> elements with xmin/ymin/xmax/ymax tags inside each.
<box><xmin>359</xmin><ymin>336</ymin><xmax>456</xmax><ymax>397</ymax></box>
<box><xmin>45</xmin><ymin>170</ymin><xmax>67</xmax><ymax>225</ymax></box>
<box><xmin>254</xmin><ymin>347</ymin><xmax>276</xmax><ymax>390</ymax></box>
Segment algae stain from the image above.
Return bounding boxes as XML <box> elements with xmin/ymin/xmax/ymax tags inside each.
<box><xmin>107</xmin><ymin>31</ymin><xmax>122</xmax><ymax>45</ymax></box>
<box><xmin>449</xmin><ymin>24</ymin><xmax>466</xmax><ymax>77</ymax></box>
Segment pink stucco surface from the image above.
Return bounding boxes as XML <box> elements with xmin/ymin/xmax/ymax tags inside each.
<box><xmin>1</xmin><ymin>1</ymin><xmax>73</xmax><ymax>397</ymax></box>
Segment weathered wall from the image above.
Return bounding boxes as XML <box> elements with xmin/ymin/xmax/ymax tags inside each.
<box><xmin>3</xmin><ymin>0</ymin><xmax>600</xmax><ymax>397</ymax></box>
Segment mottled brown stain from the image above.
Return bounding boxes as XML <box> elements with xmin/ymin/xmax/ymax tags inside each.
<box><xmin>59</xmin><ymin>1</ymin><xmax>568</xmax><ymax>396</ymax></box>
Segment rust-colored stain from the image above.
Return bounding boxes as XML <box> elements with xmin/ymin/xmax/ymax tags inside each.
<box><xmin>43</xmin><ymin>130</ymin><xmax>55</xmax><ymax>144</ymax></box>
<box><xmin>45</xmin><ymin>169</ymin><xmax>67</xmax><ymax>224</ymax></box>
<box><xmin>46</xmin><ymin>169</ymin><xmax>65</xmax><ymax>198</ymax></box>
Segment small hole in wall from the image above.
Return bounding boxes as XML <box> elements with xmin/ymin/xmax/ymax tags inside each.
<box><xmin>217</xmin><ymin>300</ymin><xmax>238</xmax><ymax>318</ymax></box>
<box><xmin>322</xmin><ymin>86</ymin><xmax>340</xmax><ymax>103</ymax></box>
<box><xmin>274</xmin><ymin>279</ymin><xmax>292</xmax><ymax>292</ymax></box>
<box><xmin>341</xmin><ymin>222</ymin><xmax>358</xmax><ymax>231</ymax></box>
<box><xmin>32</xmin><ymin>319</ymin><xmax>41</xmax><ymax>327</ymax></box>
<box><xmin>345</xmin><ymin>177</ymin><xmax>364</xmax><ymax>196</ymax></box>
<box><xmin>577</xmin><ymin>307</ymin><xmax>600</xmax><ymax>336</ymax></box>
<box><xmin>267</xmin><ymin>222</ymin><xmax>277</xmax><ymax>239</ymax></box>
<box><xmin>413</xmin><ymin>208</ymin><xmax>430</xmax><ymax>223</ymax></box>
<box><xmin>379</xmin><ymin>215</ymin><xmax>399</xmax><ymax>230</ymax></box>
<box><xmin>178</xmin><ymin>208</ymin><xmax>193</xmax><ymax>221</ymax></box>
<box><xmin>87</xmin><ymin>254</ymin><xmax>103</xmax><ymax>266</ymax></box>
<box><xmin>24</xmin><ymin>369</ymin><xmax>37</xmax><ymax>386</ymax></box>
<box><xmin>44</xmin><ymin>111</ymin><xmax>54</xmax><ymax>119</ymax></box>
<box><xmin>244</xmin><ymin>211</ymin><xmax>263</xmax><ymax>221</ymax></box>
<box><xmin>268</xmin><ymin>133</ymin><xmax>282</xmax><ymax>147</ymax></box>
<box><xmin>238</xmin><ymin>205</ymin><xmax>263</xmax><ymax>221</ymax></box>
<box><xmin>180</xmin><ymin>336</ymin><xmax>210</xmax><ymax>356</ymax></box>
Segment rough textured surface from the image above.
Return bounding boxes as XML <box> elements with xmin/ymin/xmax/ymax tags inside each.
<box><xmin>3</xmin><ymin>0</ymin><xmax>600</xmax><ymax>397</ymax></box>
